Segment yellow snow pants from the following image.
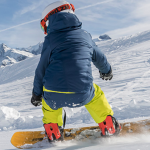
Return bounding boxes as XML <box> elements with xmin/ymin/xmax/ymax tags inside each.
<box><xmin>42</xmin><ymin>83</ymin><xmax>113</xmax><ymax>126</ymax></box>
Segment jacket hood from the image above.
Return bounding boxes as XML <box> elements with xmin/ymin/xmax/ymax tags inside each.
<box><xmin>48</xmin><ymin>12</ymin><xmax>82</xmax><ymax>33</ymax></box>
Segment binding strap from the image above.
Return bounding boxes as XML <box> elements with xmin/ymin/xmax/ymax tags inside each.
<box><xmin>63</xmin><ymin>109</ymin><xmax>66</xmax><ymax>129</ymax></box>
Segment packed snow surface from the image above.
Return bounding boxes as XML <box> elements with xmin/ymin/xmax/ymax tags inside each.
<box><xmin>0</xmin><ymin>30</ymin><xmax>150</xmax><ymax>149</ymax></box>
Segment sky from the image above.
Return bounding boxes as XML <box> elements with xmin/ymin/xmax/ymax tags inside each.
<box><xmin>0</xmin><ymin>0</ymin><xmax>150</xmax><ymax>48</ymax></box>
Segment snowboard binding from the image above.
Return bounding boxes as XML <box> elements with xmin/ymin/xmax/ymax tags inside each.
<box><xmin>44</xmin><ymin>109</ymin><xmax>66</xmax><ymax>142</ymax></box>
<box><xmin>98</xmin><ymin>116</ymin><xmax>121</xmax><ymax>136</ymax></box>
<box><xmin>44</xmin><ymin>123</ymin><xmax>64</xmax><ymax>142</ymax></box>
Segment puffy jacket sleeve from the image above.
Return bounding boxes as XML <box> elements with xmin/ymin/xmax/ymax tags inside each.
<box><xmin>92</xmin><ymin>40</ymin><xmax>111</xmax><ymax>74</ymax></box>
<box><xmin>33</xmin><ymin>36</ymin><xmax>51</xmax><ymax>96</ymax></box>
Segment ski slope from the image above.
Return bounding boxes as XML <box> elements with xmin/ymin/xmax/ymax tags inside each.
<box><xmin>0</xmin><ymin>30</ymin><xmax>150</xmax><ymax>149</ymax></box>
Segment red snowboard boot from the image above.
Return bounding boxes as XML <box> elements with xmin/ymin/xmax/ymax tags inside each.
<box><xmin>44</xmin><ymin>123</ymin><xmax>64</xmax><ymax>142</ymax></box>
<box><xmin>98</xmin><ymin>116</ymin><xmax>121</xmax><ymax>136</ymax></box>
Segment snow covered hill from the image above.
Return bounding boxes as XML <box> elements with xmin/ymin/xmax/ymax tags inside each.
<box><xmin>0</xmin><ymin>42</ymin><xmax>43</xmax><ymax>67</ymax></box>
<box><xmin>0</xmin><ymin>43</ymin><xmax>34</xmax><ymax>67</ymax></box>
<box><xmin>0</xmin><ymin>30</ymin><xmax>150</xmax><ymax>149</ymax></box>
<box><xmin>16</xmin><ymin>41</ymin><xmax>43</xmax><ymax>55</ymax></box>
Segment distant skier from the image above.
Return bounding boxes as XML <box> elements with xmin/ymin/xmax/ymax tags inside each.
<box><xmin>31</xmin><ymin>1</ymin><xmax>120</xmax><ymax>141</ymax></box>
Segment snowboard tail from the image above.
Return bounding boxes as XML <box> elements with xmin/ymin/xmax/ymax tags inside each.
<box><xmin>11</xmin><ymin>119</ymin><xmax>150</xmax><ymax>149</ymax></box>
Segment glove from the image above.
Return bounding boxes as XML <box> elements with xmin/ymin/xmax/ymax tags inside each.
<box><xmin>31</xmin><ymin>92</ymin><xmax>42</xmax><ymax>106</ymax></box>
<box><xmin>99</xmin><ymin>67</ymin><xmax>113</xmax><ymax>81</ymax></box>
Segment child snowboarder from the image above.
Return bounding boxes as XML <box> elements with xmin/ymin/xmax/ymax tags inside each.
<box><xmin>31</xmin><ymin>0</ymin><xmax>120</xmax><ymax>141</ymax></box>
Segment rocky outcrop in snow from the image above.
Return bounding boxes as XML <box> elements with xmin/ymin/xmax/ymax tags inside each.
<box><xmin>93</xmin><ymin>34</ymin><xmax>111</xmax><ymax>42</ymax></box>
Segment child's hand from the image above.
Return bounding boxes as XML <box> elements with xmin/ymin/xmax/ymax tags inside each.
<box><xmin>31</xmin><ymin>92</ymin><xmax>42</xmax><ymax>106</ymax></box>
<box><xmin>99</xmin><ymin>67</ymin><xmax>113</xmax><ymax>81</ymax></box>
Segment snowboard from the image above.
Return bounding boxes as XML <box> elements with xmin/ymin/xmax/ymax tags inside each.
<box><xmin>11</xmin><ymin>119</ymin><xmax>150</xmax><ymax>149</ymax></box>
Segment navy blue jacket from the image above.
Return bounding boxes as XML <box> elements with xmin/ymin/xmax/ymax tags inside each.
<box><xmin>33</xmin><ymin>12</ymin><xmax>110</xmax><ymax>109</ymax></box>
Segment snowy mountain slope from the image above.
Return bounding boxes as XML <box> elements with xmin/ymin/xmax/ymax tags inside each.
<box><xmin>0</xmin><ymin>43</ymin><xmax>34</xmax><ymax>67</ymax></box>
<box><xmin>96</xmin><ymin>30</ymin><xmax>150</xmax><ymax>52</ymax></box>
<box><xmin>0</xmin><ymin>42</ymin><xmax>43</xmax><ymax>67</ymax></box>
<box><xmin>0</xmin><ymin>55</ymin><xmax>40</xmax><ymax>84</ymax></box>
<box><xmin>0</xmin><ymin>30</ymin><xmax>150</xmax><ymax>149</ymax></box>
<box><xmin>17</xmin><ymin>41</ymin><xmax>43</xmax><ymax>55</ymax></box>
<box><xmin>94</xmin><ymin>31</ymin><xmax>150</xmax><ymax>120</ymax></box>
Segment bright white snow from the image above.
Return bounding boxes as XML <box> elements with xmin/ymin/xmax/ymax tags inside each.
<box><xmin>0</xmin><ymin>30</ymin><xmax>150</xmax><ymax>149</ymax></box>
<box><xmin>0</xmin><ymin>43</ymin><xmax>34</xmax><ymax>67</ymax></box>
<box><xmin>0</xmin><ymin>42</ymin><xmax>43</xmax><ymax>67</ymax></box>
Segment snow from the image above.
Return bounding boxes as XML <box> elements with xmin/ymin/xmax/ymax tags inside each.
<box><xmin>0</xmin><ymin>30</ymin><xmax>150</xmax><ymax>149</ymax></box>
<box><xmin>0</xmin><ymin>43</ymin><xmax>34</xmax><ymax>67</ymax></box>
<box><xmin>16</xmin><ymin>41</ymin><xmax>43</xmax><ymax>55</ymax></box>
<box><xmin>0</xmin><ymin>42</ymin><xmax>43</xmax><ymax>67</ymax></box>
